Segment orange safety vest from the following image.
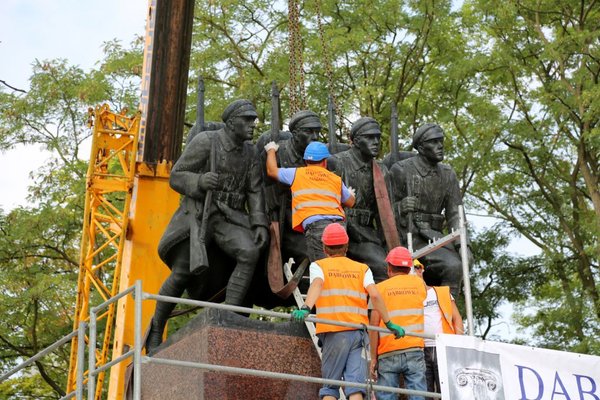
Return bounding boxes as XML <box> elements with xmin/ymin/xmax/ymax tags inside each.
<box><xmin>433</xmin><ymin>286</ymin><xmax>455</xmax><ymax>334</ymax></box>
<box><xmin>315</xmin><ymin>257</ymin><xmax>370</xmax><ymax>334</ymax></box>
<box><xmin>290</xmin><ymin>166</ymin><xmax>345</xmax><ymax>232</ymax></box>
<box><xmin>376</xmin><ymin>275</ymin><xmax>426</xmax><ymax>355</ymax></box>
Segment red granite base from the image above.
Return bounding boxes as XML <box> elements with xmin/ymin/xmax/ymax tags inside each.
<box><xmin>141</xmin><ymin>308</ymin><xmax>322</xmax><ymax>399</ymax></box>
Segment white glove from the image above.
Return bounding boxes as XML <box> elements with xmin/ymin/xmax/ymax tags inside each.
<box><xmin>264</xmin><ymin>141</ymin><xmax>279</xmax><ymax>152</ymax></box>
<box><xmin>347</xmin><ymin>186</ymin><xmax>356</xmax><ymax>198</ymax></box>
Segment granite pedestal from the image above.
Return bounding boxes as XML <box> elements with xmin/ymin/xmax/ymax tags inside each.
<box><xmin>140</xmin><ymin>308</ymin><xmax>322</xmax><ymax>399</ymax></box>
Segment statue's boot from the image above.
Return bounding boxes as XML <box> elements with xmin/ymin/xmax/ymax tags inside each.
<box><xmin>145</xmin><ymin>270</ymin><xmax>187</xmax><ymax>353</ymax></box>
<box><xmin>225</xmin><ymin>259</ymin><xmax>256</xmax><ymax>306</ymax></box>
<box><xmin>145</xmin><ymin>299</ymin><xmax>177</xmax><ymax>353</ymax></box>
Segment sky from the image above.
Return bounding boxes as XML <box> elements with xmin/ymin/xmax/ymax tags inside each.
<box><xmin>0</xmin><ymin>0</ymin><xmax>148</xmax><ymax>210</ymax></box>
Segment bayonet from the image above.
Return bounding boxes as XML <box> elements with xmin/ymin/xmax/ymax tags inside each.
<box><xmin>271</xmin><ymin>81</ymin><xmax>280</xmax><ymax>143</ymax></box>
<box><xmin>390</xmin><ymin>103</ymin><xmax>398</xmax><ymax>156</ymax></box>
<box><xmin>196</xmin><ymin>75</ymin><xmax>205</xmax><ymax>131</ymax></box>
<box><xmin>327</xmin><ymin>95</ymin><xmax>337</xmax><ymax>153</ymax></box>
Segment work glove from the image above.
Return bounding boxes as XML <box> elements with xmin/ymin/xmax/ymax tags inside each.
<box><xmin>291</xmin><ymin>305</ymin><xmax>310</xmax><ymax>322</ymax></box>
<box><xmin>347</xmin><ymin>186</ymin><xmax>356</xmax><ymax>198</ymax></box>
<box><xmin>264</xmin><ymin>141</ymin><xmax>280</xmax><ymax>153</ymax></box>
<box><xmin>198</xmin><ymin>172</ymin><xmax>219</xmax><ymax>191</ymax></box>
<box><xmin>385</xmin><ymin>320</ymin><xmax>405</xmax><ymax>339</ymax></box>
<box><xmin>400</xmin><ymin>196</ymin><xmax>417</xmax><ymax>214</ymax></box>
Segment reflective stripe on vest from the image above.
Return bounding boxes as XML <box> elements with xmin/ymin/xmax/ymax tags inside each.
<box><xmin>433</xmin><ymin>286</ymin><xmax>455</xmax><ymax>334</ymax></box>
<box><xmin>315</xmin><ymin>257</ymin><xmax>370</xmax><ymax>334</ymax></box>
<box><xmin>376</xmin><ymin>275</ymin><xmax>427</xmax><ymax>355</ymax></box>
<box><xmin>290</xmin><ymin>167</ymin><xmax>345</xmax><ymax>232</ymax></box>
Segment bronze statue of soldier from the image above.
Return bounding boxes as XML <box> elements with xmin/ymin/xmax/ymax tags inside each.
<box><xmin>390</xmin><ymin>123</ymin><xmax>469</xmax><ymax>297</ymax></box>
<box><xmin>146</xmin><ymin>99</ymin><xmax>269</xmax><ymax>352</ymax></box>
<box><xmin>327</xmin><ymin>117</ymin><xmax>392</xmax><ymax>282</ymax></box>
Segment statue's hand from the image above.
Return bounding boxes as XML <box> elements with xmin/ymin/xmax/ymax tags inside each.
<box><xmin>253</xmin><ymin>226</ymin><xmax>269</xmax><ymax>249</ymax></box>
<box><xmin>198</xmin><ymin>172</ymin><xmax>219</xmax><ymax>191</ymax></box>
<box><xmin>400</xmin><ymin>196</ymin><xmax>417</xmax><ymax>214</ymax></box>
<box><xmin>264</xmin><ymin>141</ymin><xmax>279</xmax><ymax>153</ymax></box>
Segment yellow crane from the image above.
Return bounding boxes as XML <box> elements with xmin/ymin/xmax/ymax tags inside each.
<box><xmin>66</xmin><ymin>1</ymin><xmax>195</xmax><ymax>398</ymax></box>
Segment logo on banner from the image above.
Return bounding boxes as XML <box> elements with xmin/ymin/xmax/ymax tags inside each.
<box><xmin>445</xmin><ymin>347</ymin><xmax>505</xmax><ymax>399</ymax></box>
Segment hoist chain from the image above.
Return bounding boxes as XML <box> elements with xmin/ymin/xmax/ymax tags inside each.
<box><xmin>288</xmin><ymin>0</ymin><xmax>306</xmax><ymax>116</ymax></box>
<box><xmin>288</xmin><ymin>0</ymin><xmax>298</xmax><ymax>115</ymax></box>
<box><xmin>315</xmin><ymin>0</ymin><xmax>340</xmax><ymax>130</ymax></box>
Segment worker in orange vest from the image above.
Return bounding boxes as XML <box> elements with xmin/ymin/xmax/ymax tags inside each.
<box><xmin>265</xmin><ymin>140</ymin><xmax>356</xmax><ymax>261</ymax></box>
<box><xmin>291</xmin><ymin>223</ymin><xmax>404</xmax><ymax>400</ymax></box>
<box><xmin>369</xmin><ymin>246</ymin><xmax>428</xmax><ymax>400</ymax></box>
<box><xmin>413</xmin><ymin>258</ymin><xmax>464</xmax><ymax>398</ymax></box>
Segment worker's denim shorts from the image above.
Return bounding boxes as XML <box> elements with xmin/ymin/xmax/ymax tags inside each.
<box><xmin>318</xmin><ymin>329</ymin><xmax>368</xmax><ymax>399</ymax></box>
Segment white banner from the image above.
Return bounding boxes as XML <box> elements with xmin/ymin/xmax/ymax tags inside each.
<box><xmin>436</xmin><ymin>334</ymin><xmax>600</xmax><ymax>400</ymax></box>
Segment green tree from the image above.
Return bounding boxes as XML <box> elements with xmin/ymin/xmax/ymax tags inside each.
<box><xmin>0</xmin><ymin>38</ymin><xmax>142</xmax><ymax>398</ymax></box>
<box><xmin>459</xmin><ymin>0</ymin><xmax>600</xmax><ymax>353</ymax></box>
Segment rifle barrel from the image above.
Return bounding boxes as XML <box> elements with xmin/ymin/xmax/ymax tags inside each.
<box><xmin>196</xmin><ymin>75</ymin><xmax>205</xmax><ymax>129</ymax></box>
<box><xmin>390</xmin><ymin>103</ymin><xmax>398</xmax><ymax>155</ymax></box>
<box><xmin>328</xmin><ymin>95</ymin><xmax>337</xmax><ymax>152</ymax></box>
<box><xmin>271</xmin><ymin>81</ymin><xmax>280</xmax><ymax>143</ymax></box>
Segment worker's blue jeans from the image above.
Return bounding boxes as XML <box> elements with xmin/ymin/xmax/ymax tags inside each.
<box><xmin>376</xmin><ymin>349</ymin><xmax>427</xmax><ymax>400</ymax></box>
<box><xmin>304</xmin><ymin>218</ymin><xmax>344</xmax><ymax>262</ymax></box>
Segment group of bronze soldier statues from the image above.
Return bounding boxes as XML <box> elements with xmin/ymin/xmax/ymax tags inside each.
<box><xmin>145</xmin><ymin>99</ymin><xmax>470</xmax><ymax>352</ymax></box>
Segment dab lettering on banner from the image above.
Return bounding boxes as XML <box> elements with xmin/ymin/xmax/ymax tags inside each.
<box><xmin>515</xmin><ymin>365</ymin><xmax>599</xmax><ymax>400</ymax></box>
<box><xmin>436</xmin><ymin>334</ymin><xmax>600</xmax><ymax>400</ymax></box>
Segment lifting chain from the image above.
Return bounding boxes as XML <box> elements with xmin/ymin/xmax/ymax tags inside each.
<box><xmin>315</xmin><ymin>0</ymin><xmax>338</xmax><ymax>119</ymax></box>
<box><xmin>315</xmin><ymin>0</ymin><xmax>342</xmax><ymax>138</ymax></box>
<box><xmin>288</xmin><ymin>0</ymin><xmax>306</xmax><ymax>116</ymax></box>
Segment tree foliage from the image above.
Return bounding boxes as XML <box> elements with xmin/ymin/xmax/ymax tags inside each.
<box><xmin>459</xmin><ymin>0</ymin><xmax>600</xmax><ymax>352</ymax></box>
<box><xmin>0</xmin><ymin>37</ymin><xmax>142</xmax><ymax>398</ymax></box>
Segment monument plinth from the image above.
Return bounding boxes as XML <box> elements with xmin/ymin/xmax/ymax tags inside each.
<box><xmin>141</xmin><ymin>308</ymin><xmax>321</xmax><ymax>399</ymax></box>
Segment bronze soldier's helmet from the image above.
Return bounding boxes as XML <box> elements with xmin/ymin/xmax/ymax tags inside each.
<box><xmin>289</xmin><ymin>110</ymin><xmax>322</xmax><ymax>132</ymax></box>
<box><xmin>412</xmin><ymin>123</ymin><xmax>444</xmax><ymax>149</ymax></box>
<box><xmin>350</xmin><ymin>117</ymin><xmax>381</xmax><ymax>140</ymax></box>
<box><xmin>221</xmin><ymin>99</ymin><xmax>258</xmax><ymax>122</ymax></box>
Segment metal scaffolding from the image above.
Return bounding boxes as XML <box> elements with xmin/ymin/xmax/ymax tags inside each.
<box><xmin>3</xmin><ymin>280</ymin><xmax>444</xmax><ymax>399</ymax></box>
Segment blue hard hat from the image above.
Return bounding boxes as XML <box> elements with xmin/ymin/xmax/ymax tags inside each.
<box><xmin>303</xmin><ymin>142</ymin><xmax>330</xmax><ymax>161</ymax></box>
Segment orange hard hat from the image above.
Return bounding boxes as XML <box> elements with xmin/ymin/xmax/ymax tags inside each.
<box><xmin>386</xmin><ymin>246</ymin><xmax>412</xmax><ymax>267</ymax></box>
<box><xmin>322</xmin><ymin>223</ymin><xmax>349</xmax><ymax>246</ymax></box>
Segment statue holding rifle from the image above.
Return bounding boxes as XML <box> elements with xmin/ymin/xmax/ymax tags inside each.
<box><xmin>328</xmin><ymin>117</ymin><xmax>398</xmax><ymax>283</ymax></box>
<box><xmin>146</xmin><ymin>99</ymin><xmax>269</xmax><ymax>352</ymax></box>
<box><xmin>390</xmin><ymin>123</ymin><xmax>469</xmax><ymax>298</ymax></box>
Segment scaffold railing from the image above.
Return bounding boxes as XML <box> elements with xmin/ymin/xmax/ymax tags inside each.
<box><xmin>2</xmin><ymin>280</ymin><xmax>443</xmax><ymax>399</ymax></box>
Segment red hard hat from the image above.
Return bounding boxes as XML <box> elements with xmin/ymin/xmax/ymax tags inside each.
<box><xmin>322</xmin><ymin>223</ymin><xmax>349</xmax><ymax>246</ymax></box>
<box><xmin>386</xmin><ymin>246</ymin><xmax>412</xmax><ymax>267</ymax></box>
